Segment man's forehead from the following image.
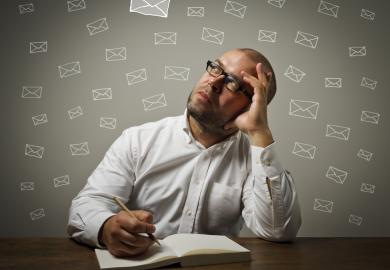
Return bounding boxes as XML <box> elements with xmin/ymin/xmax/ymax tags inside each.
<box><xmin>216</xmin><ymin>53</ymin><xmax>256</xmax><ymax>75</ymax></box>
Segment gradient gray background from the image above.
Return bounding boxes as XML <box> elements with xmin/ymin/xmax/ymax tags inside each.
<box><xmin>1</xmin><ymin>0</ymin><xmax>389</xmax><ymax>237</ymax></box>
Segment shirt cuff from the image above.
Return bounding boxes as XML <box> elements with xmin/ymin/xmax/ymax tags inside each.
<box><xmin>251</xmin><ymin>142</ymin><xmax>284</xmax><ymax>179</ymax></box>
<box><xmin>86</xmin><ymin>212</ymin><xmax>116</xmax><ymax>248</ymax></box>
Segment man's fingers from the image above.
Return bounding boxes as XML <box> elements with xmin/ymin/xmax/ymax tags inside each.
<box><xmin>132</xmin><ymin>210</ymin><xmax>154</xmax><ymax>224</ymax></box>
<box><xmin>121</xmin><ymin>217</ymin><xmax>156</xmax><ymax>234</ymax></box>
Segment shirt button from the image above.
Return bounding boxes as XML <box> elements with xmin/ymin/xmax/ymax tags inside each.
<box><xmin>263</xmin><ymin>159</ymin><xmax>272</xmax><ymax>166</ymax></box>
<box><xmin>187</xmin><ymin>210</ymin><xmax>192</xmax><ymax>216</ymax></box>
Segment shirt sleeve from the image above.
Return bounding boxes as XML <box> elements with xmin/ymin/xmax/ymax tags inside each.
<box><xmin>67</xmin><ymin>128</ymin><xmax>136</xmax><ymax>248</ymax></box>
<box><xmin>241</xmin><ymin>142</ymin><xmax>302</xmax><ymax>242</ymax></box>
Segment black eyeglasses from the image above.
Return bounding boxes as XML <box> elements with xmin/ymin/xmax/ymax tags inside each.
<box><xmin>206</xmin><ymin>60</ymin><xmax>253</xmax><ymax>100</ymax></box>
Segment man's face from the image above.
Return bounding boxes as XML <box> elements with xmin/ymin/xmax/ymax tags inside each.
<box><xmin>187</xmin><ymin>50</ymin><xmax>257</xmax><ymax>131</ymax></box>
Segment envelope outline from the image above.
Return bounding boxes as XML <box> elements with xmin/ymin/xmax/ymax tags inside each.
<box><xmin>326</xmin><ymin>124</ymin><xmax>350</xmax><ymax>141</ymax></box>
<box><xmin>289</xmin><ymin>99</ymin><xmax>319</xmax><ymax>119</ymax></box>
<box><xmin>258</xmin><ymin>29</ymin><xmax>277</xmax><ymax>42</ymax></box>
<box><xmin>106</xmin><ymin>47</ymin><xmax>126</xmax><ymax>61</ymax></box>
<box><xmin>164</xmin><ymin>66</ymin><xmax>190</xmax><ymax>81</ymax></box>
<box><xmin>130</xmin><ymin>0</ymin><xmax>170</xmax><ymax>18</ymax></box>
<box><xmin>25</xmin><ymin>144</ymin><xmax>44</xmax><ymax>159</ymax></box>
<box><xmin>313</xmin><ymin>198</ymin><xmax>333</xmax><ymax>213</ymax></box>
<box><xmin>54</xmin><ymin>175</ymin><xmax>70</xmax><ymax>188</ymax></box>
<box><xmin>126</xmin><ymin>68</ymin><xmax>147</xmax><ymax>85</ymax></box>
<box><xmin>58</xmin><ymin>61</ymin><xmax>81</xmax><ymax>78</ymax></box>
<box><xmin>30</xmin><ymin>208</ymin><xmax>45</xmax><ymax>220</ymax></box>
<box><xmin>70</xmin><ymin>142</ymin><xmax>90</xmax><ymax>156</ymax></box>
<box><xmin>361</xmin><ymin>9</ymin><xmax>375</xmax><ymax>21</ymax></box>
<box><xmin>317</xmin><ymin>0</ymin><xmax>339</xmax><ymax>18</ymax></box>
<box><xmin>361</xmin><ymin>110</ymin><xmax>380</xmax><ymax>124</ymax></box>
<box><xmin>349</xmin><ymin>214</ymin><xmax>363</xmax><ymax>225</ymax></box>
<box><xmin>349</xmin><ymin>46</ymin><xmax>366</xmax><ymax>57</ymax></box>
<box><xmin>284</xmin><ymin>65</ymin><xmax>306</xmax><ymax>83</ymax></box>
<box><xmin>22</xmin><ymin>86</ymin><xmax>42</xmax><ymax>98</ymax></box>
<box><xmin>224</xmin><ymin>0</ymin><xmax>247</xmax><ymax>19</ymax></box>
<box><xmin>100</xmin><ymin>117</ymin><xmax>117</xmax><ymax>129</ymax></box>
<box><xmin>67</xmin><ymin>0</ymin><xmax>86</xmax><ymax>12</ymax></box>
<box><xmin>357</xmin><ymin>149</ymin><xmax>372</xmax><ymax>162</ymax></box>
<box><xmin>86</xmin><ymin>17</ymin><xmax>109</xmax><ymax>36</ymax></box>
<box><xmin>21</xmin><ymin>182</ymin><xmax>34</xmax><ymax>191</ymax></box>
<box><xmin>360</xmin><ymin>183</ymin><xmax>375</xmax><ymax>194</ymax></box>
<box><xmin>202</xmin><ymin>27</ymin><xmax>224</xmax><ymax>45</ymax></box>
<box><xmin>292</xmin><ymin>142</ymin><xmax>316</xmax><ymax>159</ymax></box>
<box><xmin>361</xmin><ymin>77</ymin><xmax>377</xmax><ymax>90</ymax></box>
<box><xmin>326</xmin><ymin>166</ymin><xmax>348</xmax><ymax>184</ymax></box>
<box><xmin>142</xmin><ymin>93</ymin><xmax>167</xmax><ymax>111</ymax></box>
<box><xmin>19</xmin><ymin>3</ymin><xmax>34</xmax><ymax>14</ymax></box>
<box><xmin>30</xmin><ymin>41</ymin><xmax>48</xmax><ymax>54</ymax></box>
<box><xmin>325</xmin><ymin>77</ymin><xmax>342</xmax><ymax>88</ymax></box>
<box><xmin>68</xmin><ymin>106</ymin><xmax>83</xmax><ymax>119</ymax></box>
<box><xmin>32</xmin><ymin>113</ymin><xmax>48</xmax><ymax>126</ymax></box>
<box><xmin>267</xmin><ymin>0</ymin><xmax>286</xmax><ymax>8</ymax></box>
<box><xmin>154</xmin><ymin>32</ymin><xmax>177</xmax><ymax>45</ymax></box>
<box><xmin>92</xmin><ymin>88</ymin><xmax>112</xmax><ymax>100</ymax></box>
<box><xmin>187</xmin><ymin>7</ymin><xmax>204</xmax><ymax>17</ymax></box>
<box><xmin>295</xmin><ymin>31</ymin><xmax>319</xmax><ymax>49</ymax></box>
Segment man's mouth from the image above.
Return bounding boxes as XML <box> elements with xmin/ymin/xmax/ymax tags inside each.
<box><xmin>198</xmin><ymin>91</ymin><xmax>211</xmax><ymax>104</ymax></box>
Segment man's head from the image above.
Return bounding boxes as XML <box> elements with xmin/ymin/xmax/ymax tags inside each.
<box><xmin>187</xmin><ymin>48</ymin><xmax>276</xmax><ymax>134</ymax></box>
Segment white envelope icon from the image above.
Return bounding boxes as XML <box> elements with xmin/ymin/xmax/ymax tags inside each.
<box><xmin>326</xmin><ymin>166</ymin><xmax>348</xmax><ymax>184</ymax></box>
<box><xmin>68</xmin><ymin>106</ymin><xmax>83</xmax><ymax>119</ymax></box>
<box><xmin>357</xmin><ymin>149</ymin><xmax>372</xmax><ymax>162</ymax></box>
<box><xmin>289</xmin><ymin>99</ymin><xmax>319</xmax><ymax>119</ymax></box>
<box><xmin>30</xmin><ymin>208</ymin><xmax>45</xmax><ymax>221</ymax></box>
<box><xmin>126</xmin><ymin>68</ymin><xmax>147</xmax><ymax>85</ymax></box>
<box><xmin>360</xmin><ymin>183</ymin><xmax>375</xmax><ymax>194</ymax></box>
<box><xmin>284</xmin><ymin>65</ymin><xmax>306</xmax><ymax>83</ymax></box>
<box><xmin>58</xmin><ymin>61</ymin><xmax>81</xmax><ymax>78</ymax></box>
<box><xmin>22</xmin><ymin>86</ymin><xmax>42</xmax><ymax>99</ymax></box>
<box><xmin>325</xmin><ymin>77</ymin><xmax>342</xmax><ymax>88</ymax></box>
<box><xmin>32</xmin><ymin>113</ymin><xmax>48</xmax><ymax>126</ymax></box>
<box><xmin>317</xmin><ymin>0</ymin><xmax>339</xmax><ymax>18</ymax></box>
<box><xmin>92</xmin><ymin>88</ymin><xmax>112</xmax><ymax>100</ymax></box>
<box><xmin>224</xmin><ymin>0</ymin><xmax>247</xmax><ymax>19</ymax></box>
<box><xmin>164</xmin><ymin>66</ymin><xmax>190</xmax><ymax>81</ymax></box>
<box><xmin>53</xmin><ymin>175</ymin><xmax>70</xmax><ymax>188</ymax></box>
<box><xmin>100</xmin><ymin>117</ymin><xmax>117</xmax><ymax>129</ymax></box>
<box><xmin>86</xmin><ymin>17</ymin><xmax>109</xmax><ymax>36</ymax></box>
<box><xmin>258</xmin><ymin>29</ymin><xmax>277</xmax><ymax>43</ymax></box>
<box><xmin>313</xmin><ymin>198</ymin><xmax>333</xmax><ymax>213</ymax></box>
<box><xmin>202</xmin><ymin>27</ymin><xmax>224</xmax><ymax>45</ymax></box>
<box><xmin>360</xmin><ymin>77</ymin><xmax>377</xmax><ymax>90</ymax></box>
<box><xmin>361</xmin><ymin>110</ymin><xmax>380</xmax><ymax>124</ymax></box>
<box><xmin>30</xmin><ymin>41</ymin><xmax>47</xmax><ymax>54</ymax></box>
<box><xmin>267</xmin><ymin>0</ymin><xmax>286</xmax><ymax>8</ymax></box>
<box><xmin>154</xmin><ymin>32</ymin><xmax>177</xmax><ymax>45</ymax></box>
<box><xmin>142</xmin><ymin>93</ymin><xmax>167</xmax><ymax>111</ymax></box>
<box><xmin>349</xmin><ymin>46</ymin><xmax>366</xmax><ymax>57</ymax></box>
<box><xmin>21</xmin><ymin>182</ymin><xmax>34</xmax><ymax>191</ymax></box>
<box><xmin>349</xmin><ymin>214</ymin><xmax>363</xmax><ymax>226</ymax></box>
<box><xmin>25</xmin><ymin>144</ymin><xmax>44</xmax><ymax>159</ymax></box>
<box><xmin>187</xmin><ymin>7</ymin><xmax>204</xmax><ymax>17</ymax></box>
<box><xmin>292</xmin><ymin>142</ymin><xmax>316</xmax><ymax>159</ymax></box>
<box><xmin>295</xmin><ymin>31</ymin><xmax>319</xmax><ymax>49</ymax></box>
<box><xmin>106</xmin><ymin>47</ymin><xmax>126</xmax><ymax>61</ymax></box>
<box><xmin>70</xmin><ymin>142</ymin><xmax>90</xmax><ymax>156</ymax></box>
<box><xmin>67</xmin><ymin>0</ymin><xmax>86</xmax><ymax>12</ymax></box>
<box><xmin>361</xmin><ymin>9</ymin><xmax>375</xmax><ymax>21</ymax></box>
<box><xmin>19</xmin><ymin>3</ymin><xmax>34</xmax><ymax>14</ymax></box>
<box><xmin>130</xmin><ymin>0</ymin><xmax>170</xmax><ymax>18</ymax></box>
<box><xmin>326</xmin><ymin>124</ymin><xmax>350</xmax><ymax>141</ymax></box>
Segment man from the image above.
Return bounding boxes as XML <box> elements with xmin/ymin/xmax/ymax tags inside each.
<box><xmin>67</xmin><ymin>48</ymin><xmax>302</xmax><ymax>257</ymax></box>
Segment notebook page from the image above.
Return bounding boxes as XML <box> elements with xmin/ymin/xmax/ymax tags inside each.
<box><xmin>163</xmin><ymin>234</ymin><xmax>249</xmax><ymax>257</ymax></box>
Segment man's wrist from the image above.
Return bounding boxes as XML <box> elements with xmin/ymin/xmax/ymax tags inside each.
<box><xmin>248</xmin><ymin>128</ymin><xmax>274</xmax><ymax>147</ymax></box>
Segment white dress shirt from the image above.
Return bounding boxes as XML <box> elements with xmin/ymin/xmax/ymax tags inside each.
<box><xmin>67</xmin><ymin>110</ymin><xmax>301</xmax><ymax>247</ymax></box>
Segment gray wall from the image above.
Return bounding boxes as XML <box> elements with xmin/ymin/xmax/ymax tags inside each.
<box><xmin>1</xmin><ymin>0</ymin><xmax>389</xmax><ymax>237</ymax></box>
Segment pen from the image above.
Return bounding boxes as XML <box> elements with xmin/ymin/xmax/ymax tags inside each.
<box><xmin>113</xmin><ymin>197</ymin><xmax>160</xmax><ymax>246</ymax></box>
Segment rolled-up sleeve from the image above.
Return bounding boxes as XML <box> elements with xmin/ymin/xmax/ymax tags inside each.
<box><xmin>67</xmin><ymin>128</ymin><xmax>136</xmax><ymax>247</ymax></box>
<box><xmin>242</xmin><ymin>142</ymin><xmax>302</xmax><ymax>242</ymax></box>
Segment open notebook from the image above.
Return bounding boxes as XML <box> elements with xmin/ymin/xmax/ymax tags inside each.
<box><xmin>95</xmin><ymin>234</ymin><xmax>250</xmax><ymax>270</ymax></box>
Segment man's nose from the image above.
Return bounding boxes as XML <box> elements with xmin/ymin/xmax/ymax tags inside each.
<box><xmin>207</xmin><ymin>75</ymin><xmax>225</xmax><ymax>94</ymax></box>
